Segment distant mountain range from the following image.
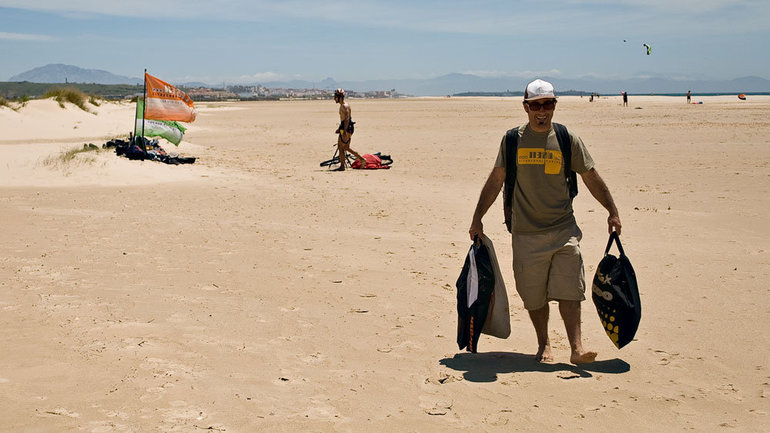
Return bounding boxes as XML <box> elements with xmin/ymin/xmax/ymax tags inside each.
<box><xmin>9</xmin><ymin>64</ymin><xmax>142</xmax><ymax>85</ymax></box>
<box><xmin>7</xmin><ymin>64</ymin><xmax>770</xmax><ymax>96</ymax></box>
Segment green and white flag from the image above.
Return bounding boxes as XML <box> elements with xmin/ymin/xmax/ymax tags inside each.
<box><xmin>135</xmin><ymin>97</ymin><xmax>187</xmax><ymax>145</ymax></box>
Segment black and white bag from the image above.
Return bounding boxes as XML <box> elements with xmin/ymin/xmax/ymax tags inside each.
<box><xmin>592</xmin><ymin>232</ymin><xmax>641</xmax><ymax>349</ymax></box>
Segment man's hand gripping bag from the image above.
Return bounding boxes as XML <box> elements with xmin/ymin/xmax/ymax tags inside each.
<box><xmin>592</xmin><ymin>232</ymin><xmax>641</xmax><ymax>349</ymax></box>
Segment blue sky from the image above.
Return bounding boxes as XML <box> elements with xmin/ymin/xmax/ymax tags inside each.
<box><xmin>1</xmin><ymin>0</ymin><xmax>768</xmax><ymax>84</ymax></box>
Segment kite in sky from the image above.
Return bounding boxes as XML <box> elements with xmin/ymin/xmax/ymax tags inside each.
<box><xmin>643</xmin><ymin>43</ymin><xmax>651</xmax><ymax>55</ymax></box>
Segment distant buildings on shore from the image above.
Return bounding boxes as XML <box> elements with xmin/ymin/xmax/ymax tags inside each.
<box><xmin>0</xmin><ymin>80</ymin><xmax>404</xmax><ymax>101</ymax></box>
<box><xmin>186</xmin><ymin>85</ymin><xmax>401</xmax><ymax>101</ymax></box>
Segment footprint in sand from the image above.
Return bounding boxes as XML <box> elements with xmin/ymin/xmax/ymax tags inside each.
<box><xmin>140</xmin><ymin>358</ymin><xmax>198</xmax><ymax>379</ymax></box>
<box><xmin>484</xmin><ymin>412</ymin><xmax>510</xmax><ymax>426</ymax></box>
<box><xmin>88</xmin><ymin>423</ymin><xmax>128</xmax><ymax>433</ymax></box>
<box><xmin>557</xmin><ymin>372</ymin><xmax>584</xmax><ymax>380</ymax></box>
<box><xmin>419</xmin><ymin>396</ymin><xmax>453</xmax><ymax>416</ymax></box>
<box><xmin>300</xmin><ymin>352</ymin><xmax>324</xmax><ymax>364</ymax></box>
<box><xmin>139</xmin><ymin>383</ymin><xmax>174</xmax><ymax>403</ymax></box>
<box><xmin>653</xmin><ymin>349</ymin><xmax>679</xmax><ymax>366</ymax></box>
<box><xmin>157</xmin><ymin>405</ymin><xmax>218</xmax><ymax>430</ymax></box>
<box><xmin>42</xmin><ymin>407</ymin><xmax>79</xmax><ymax>418</ymax></box>
<box><xmin>424</xmin><ymin>372</ymin><xmax>463</xmax><ymax>385</ymax></box>
<box><xmin>103</xmin><ymin>410</ymin><xmax>129</xmax><ymax>420</ymax></box>
<box><xmin>139</xmin><ymin>392</ymin><xmax>163</xmax><ymax>403</ymax></box>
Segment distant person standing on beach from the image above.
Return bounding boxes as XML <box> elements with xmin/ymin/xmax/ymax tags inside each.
<box><xmin>332</xmin><ymin>88</ymin><xmax>364</xmax><ymax>171</ymax></box>
<box><xmin>468</xmin><ymin>78</ymin><xmax>622</xmax><ymax>365</ymax></box>
<box><xmin>622</xmin><ymin>91</ymin><xmax>628</xmax><ymax>107</ymax></box>
<box><xmin>686</xmin><ymin>90</ymin><xmax>691</xmax><ymax>104</ymax></box>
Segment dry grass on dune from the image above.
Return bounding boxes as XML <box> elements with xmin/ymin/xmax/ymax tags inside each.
<box><xmin>42</xmin><ymin>86</ymin><xmax>101</xmax><ymax>113</ymax></box>
<box><xmin>41</xmin><ymin>143</ymin><xmax>105</xmax><ymax>171</ymax></box>
<box><xmin>0</xmin><ymin>95</ymin><xmax>28</xmax><ymax>111</ymax></box>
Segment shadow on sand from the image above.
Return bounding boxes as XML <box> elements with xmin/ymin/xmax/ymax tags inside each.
<box><xmin>439</xmin><ymin>352</ymin><xmax>630</xmax><ymax>382</ymax></box>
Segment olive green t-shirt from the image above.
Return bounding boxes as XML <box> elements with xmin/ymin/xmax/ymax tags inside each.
<box><xmin>495</xmin><ymin>123</ymin><xmax>595</xmax><ymax>233</ymax></box>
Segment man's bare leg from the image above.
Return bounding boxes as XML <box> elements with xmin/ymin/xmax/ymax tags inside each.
<box><xmin>558</xmin><ymin>300</ymin><xmax>597</xmax><ymax>364</ymax></box>
<box><xmin>348</xmin><ymin>147</ymin><xmax>364</xmax><ymax>163</ymax></box>
<box><xmin>343</xmin><ymin>134</ymin><xmax>364</xmax><ymax>163</ymax></box>
<box><xmin>528</xmin><ymin>304</ymin><xmax>553</xmax><ymax>362</ymax></box>
<box><xmin>334</xmin><ymin>138</ymin><xmax>347</xmax><ymax>171</ymax></box>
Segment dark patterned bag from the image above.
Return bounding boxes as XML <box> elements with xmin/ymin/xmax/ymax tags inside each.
<box><xmin>592</xmin><ymin>232</ymin><xmax>641</xmax><ymax>349</ymax></box>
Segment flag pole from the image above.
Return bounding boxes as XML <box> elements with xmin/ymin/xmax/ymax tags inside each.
<box><xmin>140</xmin><ymin>69</ymin><xmax>147</xmax><ymax>154</ymax></box>
<box><xmin>132</xmin><ymin>90</ymin><xmax>138</xmax><ymax>143</ymax></box>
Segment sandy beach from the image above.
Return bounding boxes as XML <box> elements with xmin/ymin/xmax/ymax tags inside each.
<box><xmin>1</xmin><ymin>94</ymin><xmax>769</xmax><ymax>432</ymax></box>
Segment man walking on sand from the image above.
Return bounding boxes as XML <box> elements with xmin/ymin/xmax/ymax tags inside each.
<box><xmin>469</xmin><ymin>79</ymin><xmax>622</xmax><ymax>365</ymax></box>
<box><xmin>332</xmin><ymin>88</ymin><xmax>364</xmax><ymax>171</ymax></box>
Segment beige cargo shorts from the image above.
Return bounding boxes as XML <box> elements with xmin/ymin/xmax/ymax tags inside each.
<box><xmin>511</xmin><ymin>223</ymin><xmax>585</xmax><ymax>310</ymax></box>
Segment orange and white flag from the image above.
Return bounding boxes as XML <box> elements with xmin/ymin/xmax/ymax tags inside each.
<box><xmin>143</xmin><ymin>72</ymin><xmax>196</xmax><ymax>122</ymax></box>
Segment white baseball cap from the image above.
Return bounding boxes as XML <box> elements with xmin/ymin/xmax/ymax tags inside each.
<box><xmin>524</xmin><ymin>79</ymin><xmax>557</xmax><ymax>101</ymax></box>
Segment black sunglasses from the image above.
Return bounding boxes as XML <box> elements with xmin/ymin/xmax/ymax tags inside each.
<box><xmin>526</xmin><ymin>100</ymin><xmax>556</xmax><ymax>111</ymax></box>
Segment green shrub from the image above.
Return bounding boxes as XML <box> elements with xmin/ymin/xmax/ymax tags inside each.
<box><xmin>0</xmin><ymin>95</ymin><xmax>21</xmax><ymax>111</ymax></box>
<box><xmin>43</xmin><ymin>86</ymin><xmax>92</xmax><ymax>112</ymax></box>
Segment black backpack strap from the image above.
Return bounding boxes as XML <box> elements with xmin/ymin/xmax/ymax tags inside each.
<box><xmin>502</xmin><ymin>127</ymin><xmax>519</xmax><ymax>232</ymax></box>
<box><xmin>503</xmin><ymin>127</ymin><xmax>519</xmax><ymax>209</ymax></box>
<box><xmin>553</xmin><ymin>122</ymin><xmax>578</xmax><ymax>199</ymax></box>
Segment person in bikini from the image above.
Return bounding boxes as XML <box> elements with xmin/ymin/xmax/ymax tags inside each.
<box><xmin>333</xmin><ymin>88</ymin><xmax>364</xmax><ymax>171</ymax></box>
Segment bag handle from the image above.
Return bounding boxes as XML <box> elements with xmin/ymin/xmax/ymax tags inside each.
<box><xmin>604</xmin><ymin>231</ymin><xmax>626</xmax><ymax>257</ymax></box>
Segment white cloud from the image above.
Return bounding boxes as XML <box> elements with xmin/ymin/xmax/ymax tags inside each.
<box><xmin>0</xmin><ymin>31</ymin><xmax>54</xmax><ymax>41</ymax></box>
<box><xmin>461</xmin><ymin>70</ymin><xmax>509</xmax><ymax>78</ymax></box>
<box><xmin>244</xmin><ymin>72</ymin><xmax>284</xmax><ymax>82</ymax></box>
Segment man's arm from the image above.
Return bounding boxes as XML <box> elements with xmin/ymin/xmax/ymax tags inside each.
<box><xmin>580</xmin><ymin>168</ymin><xmax>622</xmax><ymax>234</ymax></box>
<box><xmin>469</xmin><ymin>166</ymin><xmax>506</xmax><ymax>240</ymax></box>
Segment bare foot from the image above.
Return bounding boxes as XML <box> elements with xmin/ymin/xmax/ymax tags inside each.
<box><xmin>570</xmin><ymin>350</ymin><xmax>598</xmax><ymax>365</ymax></box>
<box><xmin>535</xmin><ymin>344</ymin><xmax>553</xmax><ymax>363</ymax></box>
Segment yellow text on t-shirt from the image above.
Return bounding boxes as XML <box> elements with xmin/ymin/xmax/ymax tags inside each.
<box><xmin>518</xmin><ymin>148</ymin><xmax>563</xmax><ymax>174</ymax></box>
